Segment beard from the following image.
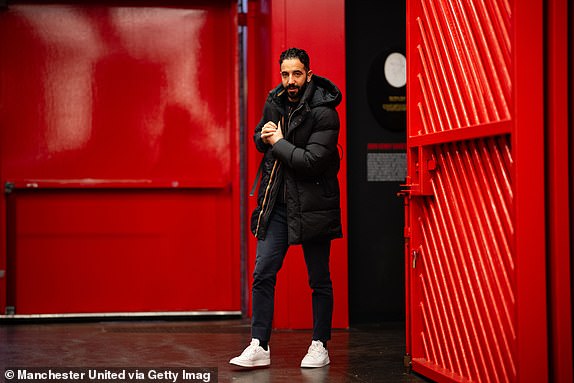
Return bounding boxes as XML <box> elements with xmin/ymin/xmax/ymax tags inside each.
<box><xmin>286</xmin><ymin>82</ymin><xmax>307</xmax><ymax>102</ymax></box>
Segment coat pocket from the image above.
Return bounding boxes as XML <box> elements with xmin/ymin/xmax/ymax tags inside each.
<box><xmin>298</xmin><ymin>177</ymin><xmax>339</xmax><ymax>212</ymax></box>
<box><xmin>300</xmin><ymin>208</ymin><xmax>342</xmax><ymax>242</ymax></box>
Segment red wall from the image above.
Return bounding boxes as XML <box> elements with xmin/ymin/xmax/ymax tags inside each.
<box><xmin>246</xmin><ymin>0</ymin><xmax>349</xmax><ymax>329</ymax></box>
<box><xmin>0</xmin><ymin>0</ymin><xmax>348</xmax><ymax>326</ymax></box>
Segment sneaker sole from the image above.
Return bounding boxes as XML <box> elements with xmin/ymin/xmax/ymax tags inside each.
<box><xmin>300</xmin><ymin>358</ymin><xmax>330</xmax><ymax>368</ymax></box>
<box><xmin>229</xmin><ymin>358</ymin><xmax>271</xmax><ymax>368</ymax></box>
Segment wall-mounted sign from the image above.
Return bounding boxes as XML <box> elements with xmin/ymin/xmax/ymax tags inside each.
<box><xmin>366</xmin><ymin>143</ymin><xmax>407</xmax><ymax>182</ymax></box>
<box><xmin>366</xmin><ymin>49</ymin><xmax>406</xmax><ymax>131</ymax></box>
<box><xmin>384</xmin><ymin>52</ymin><xmax>406</xmax><ymax>88</ymax></box>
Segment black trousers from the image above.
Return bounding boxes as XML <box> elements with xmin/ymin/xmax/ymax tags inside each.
<box><xmin>251</xmin><ymin>203</ymin><xmax>334</xmax><ymax>343</ymax></box>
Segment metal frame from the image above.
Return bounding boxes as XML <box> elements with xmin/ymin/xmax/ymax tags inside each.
<box><xmin>545</xmin><ymin>0</ymin><xmax>573</xmax><ymax>381</ymax></box>
<box><xmin>1</xmin><ymin>311</ymin><xmax>241</xmax><ymax>320</ymax></box>
<box><xmin>513</xmin><ymin>1</ymin><xmax>547</xmax><ymax>380</ymax></box>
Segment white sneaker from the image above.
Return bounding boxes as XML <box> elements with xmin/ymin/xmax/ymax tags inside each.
<box><xmin>230</xmin><ymin>339</ymin><xmax>271</xmax><ymax>368</ymax></box>
<box><xmin>300</xmin><ymin>340</ymin><xmax>330</xmax><ymax>368</ymax></box>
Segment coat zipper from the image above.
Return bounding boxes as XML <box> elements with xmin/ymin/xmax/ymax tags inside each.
<box><xmin>254</xmin><ymin>105</ymin><xmax>302</xmax><ymax>238</ymax></box>
<box><xmin>288</xmin><ymin>104</ymin><xmax>304</xmax><ymax>131</ymax></box>
<box><xmin>254</xmin><ymin>159</ymin><xmax>279</xmax><ymax>237</ymax></box>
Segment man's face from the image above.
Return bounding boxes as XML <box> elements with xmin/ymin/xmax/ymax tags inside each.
<box><xmin>280</xmin><ymin>58</ymin><xmax>312</xmax><ymax>102</ymax></box>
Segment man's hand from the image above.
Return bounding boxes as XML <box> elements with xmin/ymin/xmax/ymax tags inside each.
<box><xmin>261</xmin><ymin>121</ymin><xmax>283</xmax><ymax>145</ymax></box>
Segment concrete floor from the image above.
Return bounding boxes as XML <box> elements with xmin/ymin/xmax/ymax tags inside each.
<box><xmin>0</xmin><ymin>319</ymin><xmax>431</xmax><ymax>382</ymax></box>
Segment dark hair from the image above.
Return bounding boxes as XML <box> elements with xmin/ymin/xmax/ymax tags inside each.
<box><xmin>279</xmin><ymin>47</ymin><xmax>310</xmax><ymax>71</ymax></box>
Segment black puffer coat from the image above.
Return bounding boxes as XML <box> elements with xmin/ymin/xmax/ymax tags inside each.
<box><xmin>250</xmin><ymin>75</ymin><xmax>343</xmax><ymax>244</ymax></box>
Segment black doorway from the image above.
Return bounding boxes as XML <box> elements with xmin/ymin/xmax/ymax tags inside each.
<box><xmin>346</xmin><ymin>0</ymin><xmax>407</xmax><ymax>323</ymax></box>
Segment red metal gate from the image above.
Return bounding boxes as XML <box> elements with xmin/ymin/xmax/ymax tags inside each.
<box><xmin>404</xmin><ymin>0</ymin><xmax>547</xmax><ymax>382</ymax></box>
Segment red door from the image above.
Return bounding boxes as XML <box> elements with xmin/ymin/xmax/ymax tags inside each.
<box><xmin>0</xmin><ymin>2</ymin><xmax>241</xmax><ymax>316</ymax></box>
<box><xmin>404</xmin><ymin>0</ymin><xmax>547</xmax><ymax>382</ymax></box>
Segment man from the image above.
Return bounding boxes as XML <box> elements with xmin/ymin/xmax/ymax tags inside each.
<box><xmin>230</xmin><ymin>47</ymin><xmax>342</xmax><ymax>369</ymax></box>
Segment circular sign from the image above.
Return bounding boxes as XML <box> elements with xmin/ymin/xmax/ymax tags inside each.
<box><xmin>366</xmin><ymin>49</ymin><xmax>407</xmax><ymax>131</ymax></box>
<box><xmin>384</xmin><ymin>52</ymin><xmax>406</xmax><ymax>88</ymax></box>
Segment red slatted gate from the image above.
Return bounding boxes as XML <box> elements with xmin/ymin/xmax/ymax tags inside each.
<box><xmin>404</xmin><ymin>0</ymin><xmax>547</xmax><ymax>382</ymax></box>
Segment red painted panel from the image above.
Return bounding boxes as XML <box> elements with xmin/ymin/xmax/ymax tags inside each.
<box><xmin>545</xmin><ymin>0</ymin><xmax>572</xmax><ymax>381</ymax></box>
<box><xmin>246</xmin><ymin>0</ymin><xmax>272</xmax><ymax>319</ymax></box>
<box><xmin>0</xmin><ymin>3</ymin><xmax>235</xmax><ymax>185</ymax></box>
<box><xmin>512</xmin><ymin>1</ymin><xmax>547</xmax><ymax>381</ymax></box>
<box><xmin>275</xmin><ymin>0</ymin><xmax>348</xmax><ymax>330</ymax></box>
<box><xmin>0</xmin><ymin>2</ymin><xmax>240</xmax><ymax>315</ymax></box>
<box><xmin>246</xmin><ymin>0</ymin><xmax>348</xmax><ymax>329</ymax></box>
<box><xmin>7</xmin><ymin>190</ymin><xmax>239</xmax><ymax>314</ymax></box>
<box><xmin>0</xmin><ymin>176</ymin><xmax>5</xmax><ymax>313</ymax></box>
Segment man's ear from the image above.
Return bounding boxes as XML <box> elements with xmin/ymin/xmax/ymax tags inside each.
<box><xmin>307</xmin><ymin>70</ymin><xmax>313</xmax><ymax>82</ymax></box>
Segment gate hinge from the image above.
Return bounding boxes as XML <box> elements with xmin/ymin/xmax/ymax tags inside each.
<box><xmin>404</xmin><ymin>353</ymin><xmax>412</xmax><ymax>373</ymax></box>
<box><xmin>403</xmin><ymin>146</ymin><xmax>437</xmax><ymax>196</ymax></box>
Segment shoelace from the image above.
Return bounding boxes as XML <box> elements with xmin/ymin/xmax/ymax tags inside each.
<box><xmin>241</xmin><ymin>341</ymin><xmax>261</xmax><ymax>358</ymax></box>
<box><xmin>307</xmin><ymin>342</ymin><xmax>325</xmax><ymax>359</ymax></box>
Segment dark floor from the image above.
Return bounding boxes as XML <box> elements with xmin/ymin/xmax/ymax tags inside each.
<box><xmin>0</xmin><ymin>319</ymin><xmax>431</xmax><ymax>382</ymax></box>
